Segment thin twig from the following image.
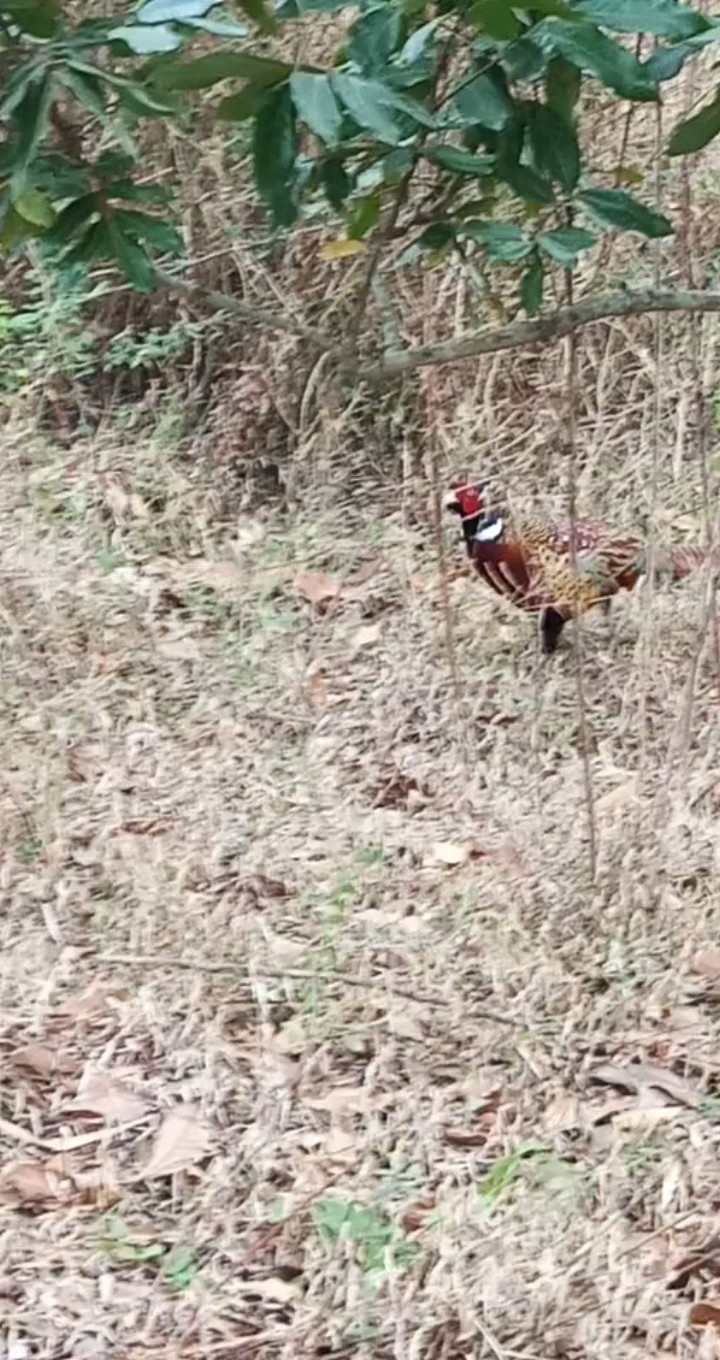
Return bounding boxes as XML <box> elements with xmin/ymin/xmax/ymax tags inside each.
<box><xmin>155</xmin><ymin>266</ymin><xmax>333</xmax><ymax>351</ymax></box>
<box><xmin>100</xmin><ymin>954</ymin><xmax>442</xmax><ymax>1007</ymax></box>
<box><xmin>99</xmin><ymin>954</ymin><xmax>518</xmax><ymax>1024</ymax></box>
<box><xmin>346</xmin><ymin>169</ymin><xmax>415</xmax><ymax>349</ymax></box>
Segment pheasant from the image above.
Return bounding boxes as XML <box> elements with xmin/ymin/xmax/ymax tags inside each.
<box><xmin>445</xmin><ymin>480</ymin><xmax>708</xmax><ymax>653</ymax></box>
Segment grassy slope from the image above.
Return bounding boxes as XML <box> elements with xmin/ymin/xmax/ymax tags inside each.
<box><xmin>3</xmin><ymin>49</ymin><xmax>720</xmax><ymax>1360</ymax></box>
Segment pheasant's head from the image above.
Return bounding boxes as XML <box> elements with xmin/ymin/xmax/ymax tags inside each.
<box><xmin>444</xmin><ymin>480</ymin><xmax>485</xmax><ymax>523</ymax></box>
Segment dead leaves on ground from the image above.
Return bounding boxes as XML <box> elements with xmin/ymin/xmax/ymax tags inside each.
<box><xmin>590</xmin><ymin>1060</ymin><xmax>701</xmax><ymax>1109</ymax></box>
<box><xmin>296</xmin><ymin>570</ymin><xmax>343</xmax><ymax>611</ymax></box>
<box><xmin>142</xmin><ymin>1105</ymin><xmax>212</xmax><ymax>1180</ymax></box>
<box><xmin>0</xmin><ymin>1154</ymin><xmax>119</xmax><ymax>1212</ymax></box>
<box><xmin>3</xmin><ymin>1015</ymin><xmax>215</xmax><ymax>1216</ymax></box>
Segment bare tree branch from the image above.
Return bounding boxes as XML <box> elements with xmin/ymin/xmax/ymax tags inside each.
<box><xmin>359</xmin><ymin>288</ymin><xmax>720</xmax><ymax>383</ymax></box>
<box><xmin>154</xmin><ymin>270</ymin><xmax>720</xmax><ymax>387</ymax></box>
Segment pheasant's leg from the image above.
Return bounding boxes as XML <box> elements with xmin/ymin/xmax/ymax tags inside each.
<box><xmin>540</xmin><ymin>607</ymin><xmax>566</xmax><ymax>654</ymax></box>
<box><xmin>600</xmin><ymin>594</ymin><xmax>614</xmax><ymax>648</ymax></box>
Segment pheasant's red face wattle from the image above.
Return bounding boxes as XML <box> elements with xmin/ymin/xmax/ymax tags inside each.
<box><xmin>447</xmin><ymin>482</ymin><xmax>485</xmax><ymax>520</ymax></box>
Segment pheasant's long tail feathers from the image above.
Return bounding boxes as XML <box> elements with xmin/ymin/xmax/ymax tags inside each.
<box><xmin>670</xmin><ymin>545</ymin><xmax>710</xmax><ymax>580</ymax></box>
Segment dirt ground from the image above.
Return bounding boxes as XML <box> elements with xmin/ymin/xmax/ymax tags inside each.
<box><xmin>2</xmin><ymin>293</ymin><xmax>720</xmax><ymax>1360</ymax></box>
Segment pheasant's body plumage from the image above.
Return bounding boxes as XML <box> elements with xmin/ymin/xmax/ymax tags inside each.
<box><xmin>445</xmin><ymin>481</ymin><xmax>711</xmax><ymax>653</ymax></box>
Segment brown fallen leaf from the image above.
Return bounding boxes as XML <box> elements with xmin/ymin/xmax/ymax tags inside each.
<box><xmin>320</xmin><ymin>1127</ymin><xmax>359</xmax><ymax>1164</ymax></box>
<box><xmin>693</xmin><ymin>949</ymin><xmax>720</xmax><ymax>980</ymax></box>
<box><xmin>129</xmin><ymin>492</ymin><xmax>149</xmax><ymax>520</ymax></box>
<box><xmin>595</xmin><ymin>778</ymin><xmax>638</xmax><ymax>814</ymax></box>
<box><xmin>350</xmin><ymin>622</ymin><xmax>382</xmax><ymax>656</ymax></box>
<box><xmin>62</xmin><ymin>983</ymin><xmax>128</xmax><ymax>1021</ymax></box>
<box><xmin>432</xmin><ymin>841</ymin><xmax>469</xmax><ymax>866</ymax></box>
<box><xmin>589</xmin><ymin>1061</ymin><xmax>700</xmax><ymax>1108</ymax></box>
<box><xmin>308</xmin><ymin>670</ymin><xmax>327</xmax><ymax>709</ymax></box>
<box><xmin>104</xmin><ymin>479</ymin><xmax>129</xmax><ymax>521</ymax></box>
<box><xmin>142</xmin><ymin>1105</ymin><xmax>212</xmax><ymax>1179</ymax></box>
<box><xmin>689</xmin><ymin>1302</ymin><xmax>720</xmax><ymax>1328</ymax></box>
<box><xmin>11</xmin><ymin>1043</ymin><xmax>63</xmax><ymax>1078</ymax></box>
<box><xmin>372</xmin><ymin>771</ymin><xmax>425</xmax><ymax>810</ymax></box>
<box><xmin>443</xmin><ymin>1125</ymin><xmax>491</xmax><ymax>1148</ymax></box>
<box><xmin>241</xmin><ymin>1276</ymin><xmax>300</xmax><ymax>1304</ymax></box>
<box><xmin>296</xmin><ymin>571</ymin><xmax>342</xmax><ymax>609</ymax></box>
<box><xmin>401</xmin><ymin>1197</ymin><xmax>436</xmax><ymax>1232</ymax></box>
<box><xmin>68</xmin><ymin>1072</ymin><xmax>149</xmax><ymax>1124</ymax></box>
<box><xmin>543</xmin><ymin>1092</ymin><xmax>581</xmax><ymax>1133</ymax></box>
<box><xmin>157</xmin><ymin>636</ymin><xmax>201</xmax><ymax>663</ymax></box>
<box><xmin>242</xmin><ymin>875</ymin><xmax>289</xmax><ymax>901</ymax></box>
<box><xmin>669</xmin><ymin>1242</ymin><xmax>720</xmax><ymax>1290</ymax></box>
<box><xmin>0</xmin><ymin>1157</ymin><xmax>75</xmax><ymax>1209</ymax></box>
<box><xmin>613</xmin><ymin>1105</ymin><xmax>683</xmax><ymax>1132</ymax></box>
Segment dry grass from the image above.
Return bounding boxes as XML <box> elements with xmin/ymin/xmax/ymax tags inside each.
<box><xmin>3</xmin><ymin>302</ymin><xmax>720</xmax><ymax>1360</ymax></box>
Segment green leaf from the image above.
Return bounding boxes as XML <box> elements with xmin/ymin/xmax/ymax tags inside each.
<box><xmin>422</xmin><ymin>143</ymin><xmax>495</xmax><ymax>177</ymax></box>
<box><xmin>331</xmin><ymin>74</ymin><xmax>401</xmax><ymax>144</ymax></box>
<box><xmin>107</xmin><ymin>178</ymin><xmax>173</xmax><ymax>205</ymax></box>
<box><xmin>459</xmin><ymin>219</ymin><xmax>532</xmax><ymax>262</ymax></box>
<box><xmin>397</xmin><ymin>20</ymin><xmax>439</xmax><ymax>67</ymax></box>
<box><xmin>579</xmin><ymin>188</ymin><xmax>672</xmax><ymax>236</ymax></box>
<box><xmin>668</xmin><ymin>87</ymin><xmax>720</xmax><ymax>154</ymax></box>
<box><xmin>115</xmin><ymin>81</ymin><xmax>178</xmax><ymax>116</ymax></box>
<box><xmin>61</xmin><ymin>218</ymin><xmax>113</xmax><ymax>268</ymax></box>
<box><xmin>0</xmin><ymin>64</ymin><xmax>42</xmax><ymax>120</ymax></box>
<box><xmin>526</xmin><ymin>102</ymin><xmax>580</xmax><ymax>190</ymax></box>
<box><xmin>521</xmin><ymin>253</ymin><xmax>544</xmax><ymax>314</ymax></box>
<box><xmin>253</xmin><ymin>85</ymin><xmax>298</xmax><ymax>227</ymax></box>
<box><xmin>3</xmin><ymin>0</ymin><xmax>60</xmax><ymax>38</ymax></box>
<box><xmin>536</xmin><ymin>19</ymin><xmax>658</xmax><ymax>100</ymax></box>
<box><xmin>93</xmin><ymin>151</ymin><xmax>136</xmax><ymax>178</ymax></box>
<box><xmin>498</xmin><ymin>160</ymin><xmax>555</xmax><ymax>204</ymax></box>
<box><xmin>45</xmin><ymin>194</ymin><xmax>98</xmax><ymax>247</ymax></box>
<box><xmin>545</xmin><ymin>56</ymin><xmax>581</xmax><ymax>127</ymax></box>
<box><xmin>216</xmin><ymin>87</ymin><xmax>261</xmax><ymax>121</ymax></box>
<box><xmin>347</xmin><ymin>189</ymin><xmax>381</xmax><ymax>239</ymax></box>
<box><xmin>113</xmin><ymin>209</ymin><xmax>184</xmax><ymax>254</ymax></box>
<box><xmin>30</xmin><ymin>153</ymin><xmax>90</xmax><ymax>199</ymax></box>
<box><xmin>453</xmin><ymin>71</ymin><xmax>514</xmax><ymax>131</ymax></box>
<box><xmin>57</xmin><ymin>65</ymin><xmax>107</xmax><ymax>120</ymax></box>
<box><xmin>347</xmin><ymin>5</ymin><xmax>404</xmax><ymax>75</ymax></box>
<box><xmin>12</xmin><ymin>71</ymin><xmax>55</xmax><ymax>181</ymax></box>
<box><xmin>501</xmin><ymin>37</ymin><xmax>548</xmax><ymax>81</ymax></box>
<box><xmin>383</xmin><ymin>146</ymin><xmax>414</xmax><ymax>182</ymax></box>
<box><xmin>575</xmin><ymin>0</ymin><xmax>708</xmax><ymax>38</ymax></box>
<box><xmin>108</xmin><ymin>218</ymin><xmax>156</xmax><ymax>291</ymax></box>
<box><xmin>538</xmin><ymin>226</ymin><xmax>596</xmax><ymax>264</ymax></box>
<box><xmin>0</xmin><ymin>202</ymin><xmax>44</xmax><ymax>250</ymax></box>
<box><xmin>108</xmin><ymin>24</ymin><xmax>182</xmax><ymax>53</ymax></box>
<box><xmin>290</xmin><ymin>72</ymin><xmax>342</xmax><ymax>144</ymax></box>
<box><xmin>470</xmin><ymin>0</ymin><xmax>520</xmax><ymax>39</ymax></box>
<box><xmin>10</xmin><ymin>184</ymin><xmax>54</xmax><ymax>228</ymax></box>
<box><xmin>416</xmin><ymin>221</ymin><xmax>455</xmax><ymax>249</ymax></box>
<box><xmin>156</xmin><ymin>52</ymin><xmax>289</xmax><ymax>90</ymax></box>
<box><xmin>321</xmin><ymin>156</ymin><xmax>349</xmax><ymax>209</ymax></box>
<box><xmin>643</xmin><ymin>42</ymin><xmax>691</xmax><ymax>81</ymax></box>
<box><xmin>235</xmin><ymin>0</ymin><xmax>278</xmax><ymax>35</ymax></box>
<box><xmin>136</xmin><ymin>0</ymin><xmax>215</xmax><ymax>18</ymax></box>
<box><xmin>379</xmin><ymin>88</ymin><xmax>438</xmax><ymax>129</ymax></box>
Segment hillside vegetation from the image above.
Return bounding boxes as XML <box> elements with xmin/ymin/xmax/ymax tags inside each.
<box><xmin>3</xmin><ymin>1</ymin><xmax>720</xmax><ymax>1356</ymax></box>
